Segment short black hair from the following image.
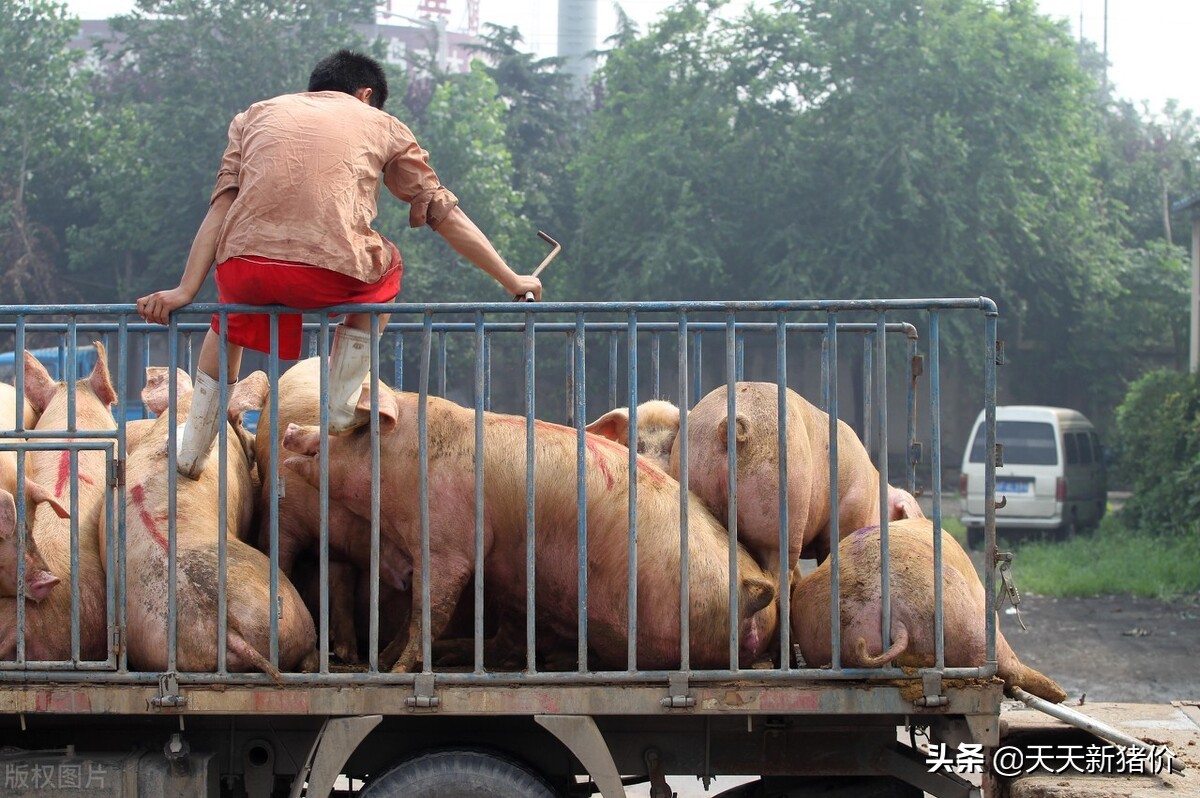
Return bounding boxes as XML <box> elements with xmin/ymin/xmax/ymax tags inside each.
<box><xmin>308</xmin><ymin>49</ymin><xmax>389</xmax><ymax>109</ymax></box>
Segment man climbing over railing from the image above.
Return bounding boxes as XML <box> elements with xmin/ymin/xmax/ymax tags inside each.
<box><xmin>136</xmin><ymin>49</ymin><xmax>541</xmax><ymax>479</ymax></box>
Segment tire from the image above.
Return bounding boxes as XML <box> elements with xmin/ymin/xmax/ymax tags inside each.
<box><xmin>360</xmin><ymin>748</ymin><xmax>561</xmax><ymax>798</ymax></box>
<box><xmin>1054</xmin><ymin>518</ymin><xmax>1077</xmax><ymax>542</ymax></box>
<box><xmin>966</xmin><ymin>526</ymin><xmax>984</xmax><ymax>551</ymax></box>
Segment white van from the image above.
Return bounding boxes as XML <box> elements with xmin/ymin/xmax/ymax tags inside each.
<box><xmin>959</xmin><ymin>406</ymin><xmax>1107</xmax><ymax>548</ymax></box>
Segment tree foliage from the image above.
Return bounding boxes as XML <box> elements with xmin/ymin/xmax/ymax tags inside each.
<box><xmin>1111</xmin><ymin>369</ymin><xmax>1200</xmax><ymax>535</ymax></box>
<box><xmin>0</xmin><ymin>0</ymin><xmax>94</xmax><ymax>301</ymax></box>
<box><xmin>69</xmin><ymin>0</ymin><xmax>376</xmax><ymax>298</ymax></box>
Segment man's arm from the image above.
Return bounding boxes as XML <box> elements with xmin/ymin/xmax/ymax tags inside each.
<box><xmin>137</xmin><ymin>189</ymin><xmax>238</xmax><ymax>324</ymax></box>
<box><xmin>435</xmin><ymin>207</ymin><xmax>542</xmax><ymax>300</ymax></box>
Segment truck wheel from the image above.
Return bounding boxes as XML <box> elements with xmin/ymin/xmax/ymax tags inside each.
<box><xmin>361</xmin><ymin>748</ymin><xmax>561</xmax><ymax>798</ymax></box>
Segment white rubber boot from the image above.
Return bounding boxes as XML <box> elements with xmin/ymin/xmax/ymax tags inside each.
<box><xmin>328</xmin><ymin>324</ymin><xmax>372</xmax><ymax>433</ymax></box>
<box><xmin>176</xmin><ymin>370</ymin><xmax>223</xmax><ymax>480</ymax></box>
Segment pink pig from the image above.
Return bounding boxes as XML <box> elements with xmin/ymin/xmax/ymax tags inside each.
<box><xmin>282</xmin><ymin>386</ymin><xmax>778</xmax><ymax>673</ymax></box>
<box><xmin>120</xmin><ymin>368</ymin><xmax>317</xmax><ymax>677</ymax></box>
<box><xmin>0</xmin><ymin>347</ymin><xmax>117</xmax><ymax>661</ymax></box>
<box><xmin>791</xmin><ymin>518</ymin><xmax>1066</xmax><ymax>703</ymax></box>
<box><xmin>670</xmin><ymin>383</ymin><xmax>924</xmax><ymax>573</ymax></box>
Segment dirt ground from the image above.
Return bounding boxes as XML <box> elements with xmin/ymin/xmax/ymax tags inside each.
<box><xmin>996</xmin><ymin>587</ymin><xmax>1200</xmax><ymax>704</ymax></box>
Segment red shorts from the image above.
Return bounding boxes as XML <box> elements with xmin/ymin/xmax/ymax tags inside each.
<box><xmin>211</xmin><ymin>242</ymin><xmax>401</xmax><ymax>360</ymax></box>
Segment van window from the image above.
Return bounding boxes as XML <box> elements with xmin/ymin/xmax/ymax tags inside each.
<box><xmin>969</xmin><ymin>420</ymin><xmax>1059</xmax><ymax>465</ymax></box>
<box><xmin>1064</xmin><ymin>433</ymin><xmax>1080</xmax><ymax>465</ymax></box>
<box><xmin>1076</xmin><ymin>432</ymin><xmax>1094</xmax><ymax>464</ymax></box>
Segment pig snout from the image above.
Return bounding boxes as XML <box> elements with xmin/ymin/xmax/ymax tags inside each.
<box><xmin>283</xmin><ymin>423</ymin><xmax>321</xmax><ymax>457</ymax></box>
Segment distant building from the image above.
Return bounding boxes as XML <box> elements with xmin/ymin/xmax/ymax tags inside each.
<box><xmin>69</xmin><ymin>18</ymin><xmax>482</xmax><ymax>77</ymax></box>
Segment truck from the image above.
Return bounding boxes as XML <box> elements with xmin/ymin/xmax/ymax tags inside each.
<box><xmin>0</xmin><ymin>297</ymin><xmax>1181</xmax><ymax>797</ymax></box>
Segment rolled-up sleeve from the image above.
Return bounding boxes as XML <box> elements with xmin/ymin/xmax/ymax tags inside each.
<box><xmin>382</xmin><ymin>120</ymin><xmax>459</xmax><ymax>230</ymax></box>
<box><xmin>210</xmin><ymin>112</ymin><xmax>245</xmax><ymax>204</ymax></box>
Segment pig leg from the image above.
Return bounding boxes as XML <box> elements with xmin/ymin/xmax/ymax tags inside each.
<box><xmin>390</xmin><ymin>558</ymin><xmax>472</xmax><ymax>673</ymax></box>
<box><xmin>327</xmin><ymin>562</ymin><xmax>360</xmax><ymax>665</ymax></box>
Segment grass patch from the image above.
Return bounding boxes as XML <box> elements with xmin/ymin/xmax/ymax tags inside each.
<box><xmin>1008</xmin><ymin>515</ymin><xmax>1200</xmax><ymax>600</ymax></box>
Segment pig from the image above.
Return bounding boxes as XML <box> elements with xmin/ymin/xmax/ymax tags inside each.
<box><xmin>0</xmin><ymin>346</ymin><xmax>118</xmax><ymax>661</ymax></box>
<box><xmin>585</xmin><ymin>400</ymin><xmax>682</xmax><ymax>470</ymax></box>
<box><xmin>253</xmin><ymin>358</ymin><xmax>411</xmax><ymax>663</ymax></box>
<box><xmin>0</xmin><ymin>381</ymin><xmax>39</xmax><ymax>432</ymax></box>
<box><xmin>0</xmin><ymin>489</ymin><xmax>62</xmax><ymax>604</ymax></box>
<box><xmin>121</xmin><ymin>368</ymin><xmax>317</xmax><ymax>676</ymax></box>
<box><xmin>282</xmin><ymin>386</ymin><xmax>778</xmax><ymax>673</ymax></box>
<box><xmin>790</xmin><ymin>518</ymin><xmax>1067</xmax><ymax>703</ymax></box>
<box><xmin>669</xmin><ymin>383</ymin><xmax>924</xmax><ymax>573</ymax></box>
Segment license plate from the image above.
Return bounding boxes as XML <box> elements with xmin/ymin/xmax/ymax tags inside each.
<box><xmin>997</xmin><ymin>479</ymin><xmax>1031</xmax><ymax>494</ymax></box>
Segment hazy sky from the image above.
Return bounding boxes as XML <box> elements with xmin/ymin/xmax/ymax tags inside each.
<box><xmin>66</xmin><ymin>0</ymin><xmax>1198</xmax><ymax>115</ymax></box>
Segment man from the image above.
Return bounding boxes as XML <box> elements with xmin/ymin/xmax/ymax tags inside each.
<box><xmin>138</xmin><ymin>49</ymin><xmax>541</xmax><ymax>478</ymax></box>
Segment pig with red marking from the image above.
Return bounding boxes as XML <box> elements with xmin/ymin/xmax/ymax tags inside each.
<box><xmin>0</xmin><ymin>348</ymin><xmax>117</xmax><ymax>661</ymax></box>
<box><xmin>120</xmin><ymin>368</ymin><xmax>317</xmax><ymax>677</ymax></box>
<box><xmin>282</xmin><ymin>387</ymin><xmax>778</xmax><ymax>673</ymax></box>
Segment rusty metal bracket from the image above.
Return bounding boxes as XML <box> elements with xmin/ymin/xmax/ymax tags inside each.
<box><xmin>150</xmin><ymin>672</ymin><xmax>186</xmax><ymax>709</ymax></box>
<box><xmin>109</xmin><ymin>458</ymin><xmax>125</xmax><ymax>487</ymax></box>
<box><xmin>995</xmin><ymin>340</ymin><xmax>1006</xmax><ymax>366</ymax></box>
<box><xmin>993</xmin><ymin>443</ymin><xmax>1005</xmax><ymax>468</ymax></box>
<box><xmin>110</xmin><ymin>625</ymin><xmax>125</xmax><ymax>658</ymax></box>
<box><xmin>913</xmin><ymin>670</ymin><xmax>948</xmax><ymax>708</ymax></box>
<box><xmin>660</xmin><ymin>672</ymin><xmax>695</xmax><ymax>709</ymax></box>
<box><xmin>643</xmin><ymin>748</ymin><xmax>676</xmax><ymax>798</ymax></box>
<box><xmin>405</xmin><ymin>673</ymin><xmax>440</xmax><ymax>710</ymax></box>
<box><xmin>909</xmin><ymin>441</ymin><xmax>923</xmax><ymax>465</ymax></box>
<box><xmin>911</xmin><ymin>354</ymin><xmax>925</xmax><ymax>377</ymax></box>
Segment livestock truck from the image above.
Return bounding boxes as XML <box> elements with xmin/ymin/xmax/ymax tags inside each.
<box><xmin>0</xmin><ymin>296</ymin><xmax>1178</xmax><ymax>798</ymax></box>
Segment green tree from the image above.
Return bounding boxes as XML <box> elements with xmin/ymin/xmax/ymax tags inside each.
<box><xmin>1111</xmin><ymin>369</ymin><xmax>1200</xmax><ymax>535</ymax></box>
<box><xmin>0</xmin><ymin>0</ymin><xmax>94</xmax><ymax>302</ymax></box>
<box><xmin>466</xmin><ymin>24</ymin><xmax>585</xmax><ymax>287</ymax></box>
<box><xmin>376</xmin><ymin>62</ymin><xmax>529</xmax><ymax>304</ymax></box>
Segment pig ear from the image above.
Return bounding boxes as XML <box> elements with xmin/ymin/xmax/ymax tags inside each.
<box><xmin>585</xmin><ymin>408</ymin><xmax>630</xmax><ymax>444</ymax></box>
<box><xmin>741</xmin><ymin>576</ymin><xmax>776</xmax><ymax>617</ymax></box>
<box><xmin>23</xmin><ymin>351</ymin><xmax>58</xmax><ymax>415</ymax></box>
<box><xmin>27</xmin><ymin>480</ymin><xmax>70</xmax><ymax>519</ymax></box>
<box><xmin>0</xmin><ymin>491</ymin><xmax>14</xmax><ymax>541</ymax></box>
<box><xmin>229</xmin><ymin>371</ymin><xmax>270</xmax><ymax>423</ymax></box>
<box><xmin>87</xmin><ymin>341</ymin><xmax>117</xmax><ymax>407</ymax></box>
<box><xmin>141</xmin><ymin>367</ymin><xmax>192</xmax><ymax>416</ymax></box>
<box><xmin>26</xmin><ymin>569</ymin><xmax>60</xmax><ymax>603</ymax></box>
<box><xmin>715</xmin><ymin>415</ymin><xmax>750</xmax><ymax>451</ymax></box>
<box><xmin>353</xmin><ymin>385</ymin><xmax>399</xmax><ymax>432</ymax></box>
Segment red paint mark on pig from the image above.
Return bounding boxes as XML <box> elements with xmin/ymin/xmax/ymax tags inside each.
<box><xmin>130</xmin><ymin>483</ymin><xmax>168</xmax><ymax>552</ymax></box>
<box><xmin>54</xmin><ymin>449</ymin><xmax>95</xmax><ymax>497</ymax></box>
<box><xmin>584</xmin><ymin>437</ymin><xmax>616</xmax><ymax>490</ymax></box>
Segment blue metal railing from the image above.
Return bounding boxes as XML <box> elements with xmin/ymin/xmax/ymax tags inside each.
<box><xmin>0</xmin><ymin>298</ymin><xmax>998</xmax><ymax>688</ymax></box>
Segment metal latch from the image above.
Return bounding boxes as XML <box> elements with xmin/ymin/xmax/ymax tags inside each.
<box><xmin>644</xmin><ymin>748</ymin><xmax>676</xmax><ymax>798</ymax></box>
<box><xmin>405</xmin><ymin>673</ymin><xmax>440</xmax><ymax>710</ymax></box>
<box><xmin>995</xmin><ymin>551</ymin><xmax>1027</xmax><ymax>630</ymax></box>
<box><xmin>993</xmin><ymin>443</ymin><xmax>1005</xmax><ymax>468</ymax></box>
<box><xmin>110</xmin><ymin>626</ymin><xmax>125</xmax><ymax>658</ymax></box>
<box><xmin>913</xmin><ymin>669</ymin><xmax>948</xmax><ymax>708</ymax></box>
<box><xmin>660</xmin><ymin>672</ymin><xmax>695</xmax><ymax>709</ymax></box>
<box><xmin>909</xmin><ymin>441</ymin><xmax>923</xmax><ymax>465</ymax></box>
<box><xmin>151</xmin><ymin>672</ymin><xmax>187</xmax><ymax>708</ymax></box>
<box><xmin>109</xmin><ymin>458</ymin><xmax>125</xmax><ymax>487</ymax></box>
<box><xmin>911</xmin><ymin>354</ymin><xmax>925</xmax><ymax>377</ymax></box>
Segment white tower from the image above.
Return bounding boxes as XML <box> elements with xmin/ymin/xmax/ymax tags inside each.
<box><xmin>557</xmin><ymin>0</ymin><xmax>597</xmax><ymax>91</ymax></box>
